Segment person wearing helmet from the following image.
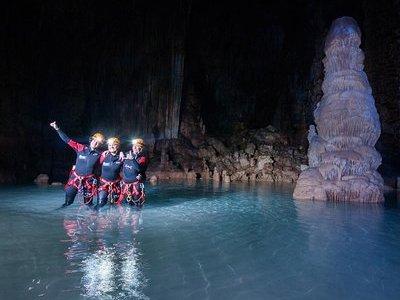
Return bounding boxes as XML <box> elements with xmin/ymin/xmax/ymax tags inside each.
<box><xmin>116</xmin><ymin>138</ymin><xmax>149</xmax><ymax>206</ymax></box>
<box><xmin>95</xmin><ymin>137</ymin><xmax>123</xmax><ymax>209</ymax></box>
<box><xmin>50</xmin><ymin>121</ymin><xmax>105</xmax><ymax>207</ymax></box>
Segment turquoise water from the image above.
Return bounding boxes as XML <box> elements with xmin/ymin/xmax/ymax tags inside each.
<box><xmin>0</xmin><ymin>182</ymin><xmax>399</xmax><ymax>299</ymax></box>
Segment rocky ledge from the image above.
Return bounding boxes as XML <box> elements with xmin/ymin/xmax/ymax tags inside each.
<box><xmin>147</xmin><ymin>125</ymin><xmax>307</xmax><ymax>183</ymax></box>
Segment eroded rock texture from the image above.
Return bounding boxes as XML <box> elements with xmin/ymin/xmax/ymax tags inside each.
<box><xmin>147</xmin><ymin>125</ymin><xmax>306</xmax><ymax>183</ymax></box>
<box><xmin>293</xmin><ymin>17</ymin><xmax>384</xmax><ymax>202</ymax></box>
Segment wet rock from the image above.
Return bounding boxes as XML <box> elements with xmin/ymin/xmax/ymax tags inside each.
<box><xmin>249</xmin><ymin>173</ymin><xmax>257</xmax><ymax>182</ymax></box>
<box><xmin>149</xmin><ymin>175</ymin><xmax>158</xmax><ymax>183</ymax></box>
<box><xmin>34</xmin><ymin>174</ymin><xmax>49</xmax><ymax>185</ymax></box>
<box><xmin>213</xmin><ymin>167</ymin><xmax>221</xmax><ymax>182</ymax></box>
<box><xmin>222</xmin><ymin>170</ymin><xmax>230</xmax><ymax>183</ymax></box>
<box><xmin>207</xmin><ymin>137</ymin><xmax>229</xmax><ymax>154</ymax></box>
<box><xmin>186</xmin><ymin>170</ymin><xmax>197</xmax><ymax>180</ymax></box>
<box><xmin>300</xmin><ymin>164</ymin><xmax>309</xmax><ymax>171</ymax></box>
<box><xmin>258</xmin><ymin>144</ymin><xmax>274</xmax><ymax>154</ymax></box>
<box><xmin>239</xmin><ymin>157</ymin><xmax>250</xmax><ymax>168</ymax></box>
<box><xmin>245</xmin><ymin>143</ymin><xmax>256</xmax><ymax>155</ymax></box>
<box><xmin>256</xmin><ymin>155</ymin><xmax>274</xmax><ymax>170</ymax></box>
<box><xmin>147</xmin><ymin>125</ymin><xmax>306</xmax><ymax>184</ymax></box>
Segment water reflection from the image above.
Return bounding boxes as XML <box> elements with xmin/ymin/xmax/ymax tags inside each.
<box><xmin>293</xmin><ymin>200</ymin><xmax>389</xmax><ymax>298</ymax></box>
<box><xmin>62</xmin><ymin>206</ymin><xmax>148</xmax><ymax>299</ymax></box>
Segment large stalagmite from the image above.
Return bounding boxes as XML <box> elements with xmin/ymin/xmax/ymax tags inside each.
<box><xmin>293</xmin><ymin>17</ymin><xmax>384</xmax><ymax>202</ymax></box>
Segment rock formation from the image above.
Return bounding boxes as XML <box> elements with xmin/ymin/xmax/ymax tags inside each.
<box><xmin>34</xmin><ymin>174</ymin><xmax>49</xmax><ymax>185</ymax></box>
<box><xmin>147</xmin><ymin>125</ymin><xmax>306</xmax><ymax>183</ymax></box>
<box><xmin>293</xmin><ymin>17</ymin><xmax>384</xmax><ymax>202</ymax></box>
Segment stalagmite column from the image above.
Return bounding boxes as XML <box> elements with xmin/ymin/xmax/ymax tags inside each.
<box><xmin>293</xmin><ymin>17</ymin><xmax>384</xmax><ymax>202</ymax></box>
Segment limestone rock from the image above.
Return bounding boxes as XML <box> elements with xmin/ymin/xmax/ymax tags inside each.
<box><xmin>294</xmin><ymin>17</ymin><xmax>384</xmax><ymax>202</ymax></box>
<box><xmin>34</xmin><ymin>174</ymin><xmax>49</xmax><ymax>185</ymax></box>
<box><xmin>239</xmin><ymin>156</ymin><xmax>250</xmax><ymax>168</ymax></box>
<box><xmin>300</xmin><ymin>164</ymin><xmax>309</xmax><ymax>171</ymax></box>
<box><xmin>245</xmin><ymin>143</ymin><xmax>256</xmax><ymax>155</ymax></box>
<box><xmin>256</xmin><ymin>155</ymin><xmax>274</xmax><ymax>170</ymax></box>
<box><xmin>149</xmin><ymin>175</ymin><xmax>158</xmax><ymax>183</ymax></box>
<box><xmin>222</xmin><ymin>170</ymin><xmax>231</xmax><ymax>183</ymax></box>
<box><xmin>213</xmin><ymin>167</ymin><xmax>221</xmax><ymax>182</ymax></box>
<box><xmin>147</xmin><ymin>125</ymin><xmax>306</xmax><ymax>184</ymax></box>
<box><xmin>207</xmin><ymin>137</ymin><xmax>229</xmax><ymax>154</ymax></box>
<box><xmin>186</xmin><ymin>171</ymin><xmax>197</xmax><ymax>180</ymax></box>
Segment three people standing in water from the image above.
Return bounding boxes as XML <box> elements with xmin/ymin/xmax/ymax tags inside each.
<box><xmin>50</xmin><ymin>121</ymin><xmax>149</xmax><ymax>209</ymax></box>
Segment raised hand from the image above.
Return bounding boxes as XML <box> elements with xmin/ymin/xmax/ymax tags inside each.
<box><xmin>50</xmin><ymin>121</ymin><xmax>59</xmax><ymax>130</ymax></box>
<box><xmin>119</xmin><ymin>151</ymin><xmax>124</xmax><ymax>161</ymax></box>
<box><xmin>125</xmin><ymin>151</ymin><xmax>133</xmax><ymax>160</ymax></box>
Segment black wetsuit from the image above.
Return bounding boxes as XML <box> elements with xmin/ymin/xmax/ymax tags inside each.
<box><xmin>117</xmin><ymin>152</ymin><xmax>148</xmax><ymax>205</ymax></box>
<box><xmin>56</xmin><ymin>129</ymin><xmax>101</xmax><ymax>206</ymax></box>
<box><xmin>96</xmin><ymin>152</ymin><xmax>123</xmax><ymax>208</ymax></box>
<box><xmin>122</xmin><ymin>152</ymin><xmax>148</xmax><ymax>183</ymax></box>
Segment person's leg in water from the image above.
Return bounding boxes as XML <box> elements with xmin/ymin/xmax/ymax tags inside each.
<box><xmin>82</xmin><ymin>177</ymin><xmax>98</xmax><ymax>207</ymax></box>
<box><xmin>62</xmin><ymin>186</ymin><xmax>78</xmax><ymax>208</ymax></box>
<box><xmin>95</xmin><ymin>190</ymin><xmax>108</xmax><ymax>210</ymax></box>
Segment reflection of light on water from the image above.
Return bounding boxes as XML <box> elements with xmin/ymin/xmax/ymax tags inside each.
<box><xmin>82</xmin><ymin>248</ymin><xmax>116</xmax><ymax>297</ymax></box>
<box><xmin>62</xmin><ymin>207</ymin><xmax>148</xmax><ymax>299</ymax></box>
<box><xmin>80</xmin><ymin>244</ymin><xmax>148</xmax><ymax>300</ymax></box>
<box><xmin>120</xmin><ymin>247</ymin><xmax>149</xmax><ymax>300</ymax></box>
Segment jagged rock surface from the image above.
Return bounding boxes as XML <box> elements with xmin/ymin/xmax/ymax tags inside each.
<box><xmin>147</xmin><ymin>126</ymin><xmax>306</xmax><ymax>183</ymax></box>
<box><xmin>293</xmin><ymin>17</ymin><xmax>384</xmax><ymax>202</ymax></box>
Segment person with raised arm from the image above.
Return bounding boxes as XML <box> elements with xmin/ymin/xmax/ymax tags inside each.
<box><xmin>50</xmin><ymin>121</ymin><xmax>105</xmax><ymax>207</ymax></box>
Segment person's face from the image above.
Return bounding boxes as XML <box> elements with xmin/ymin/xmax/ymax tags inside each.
<box><xmin>108</xmin><ymin>142</ymin><xmax>120</xmax><ymax>154</ymax></box>
<box><xmin>132</xmin><ymin>145</ymin><xmax>142</xmax><ymax>155</ymax></box>
<box><xmin>90</xmin><ymin>139</ymin><xmax>102</xmax><ymax>149</ymax></box>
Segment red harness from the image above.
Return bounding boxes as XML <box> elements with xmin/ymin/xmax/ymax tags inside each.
<box><xmin>65</xmin><ymin>170</ymin><xmax>98</xmax><ymax>204</ymax></box>
<box><xmin>116</xmin><ymin>180</ymin><xmax>145</xmax><ymax>206</ymax></box>
<box><xmin>98</xmin><ymin>177</ymin><xmax>121</xmax><ymax>204</ymax></box>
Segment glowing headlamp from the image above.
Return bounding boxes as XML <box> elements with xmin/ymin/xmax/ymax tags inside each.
<box><xmin>132</xmin><ymin>138</ymin><xmax>145</xmax><ymax>148</ymax></box>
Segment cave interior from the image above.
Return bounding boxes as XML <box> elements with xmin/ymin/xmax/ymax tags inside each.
<box><xmin>0</xmin><ymin>0</ymin><xmax>398</xmax><ymax>186</ymax></box>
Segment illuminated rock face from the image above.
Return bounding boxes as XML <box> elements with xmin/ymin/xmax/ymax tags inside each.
<box><xmin>293</xmin><ymin>17</ymin><xmax>384</xmax><ymax>202</ymax></box>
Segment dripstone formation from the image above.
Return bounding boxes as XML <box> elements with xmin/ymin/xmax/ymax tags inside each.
<box><xmin>293</xmin><ymin>17</ymin><xmax>384</xmax><ymax>202</ymax></box>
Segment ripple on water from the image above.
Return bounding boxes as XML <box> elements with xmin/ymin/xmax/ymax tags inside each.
<box><xmin>0</xmin><ymin>183</ymin><xmax>399</xmax><ymax>299</ymax></box>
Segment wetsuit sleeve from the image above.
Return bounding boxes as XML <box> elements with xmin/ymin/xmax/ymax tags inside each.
<box><xmin>56</xmin><ymin>129</ymin><xmax>85</xmax><ymax>152</ymax></box>
<box><xmin>67</xmin><ymin>140</ymin><xmax>86</xmax><ymax>152</ymax></box>
<box><xmin>131</xmin><ymin>155</ymin><xmax>148</xmax><ymax>172</ymax></box>
<box><xmin>137</xmin><ymin>156</ymin><xmax>148</xmax><ymax>170</ymax></box>
<box><xmin>56</xmin><ymin>129</ymin><xmax>71</xmax><ymax>143</ymax></box>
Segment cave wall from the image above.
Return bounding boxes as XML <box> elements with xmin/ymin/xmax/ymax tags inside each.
<box><xmin>85</xmin><ymin>1</ymin><xmax>191</xmax><ymax>140</ymax></box>
<box><xmin>0</xmin><ymin>0</ymin><xmax>192</xmax><ymax>182</ymax></box>
<box><xmin>363</xmin><ymin>0</ymin><xmax>400</xmax><ymax>185</ymax></box>
<box><xmin>0</xmin><ymin>0</ymin><xmax>399</xmax><ymax>184</ymax></box>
